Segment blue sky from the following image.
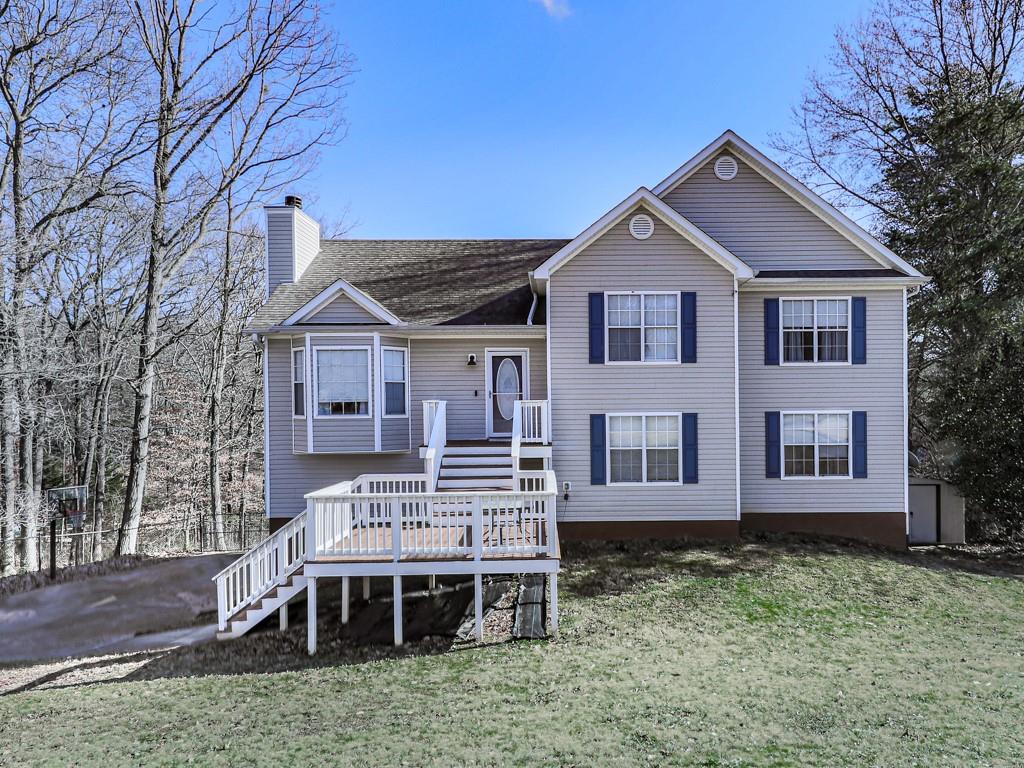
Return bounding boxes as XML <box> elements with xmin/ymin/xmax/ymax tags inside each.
<box><xmin>308</xmin><ymin>0</ymin><xmax>868</xmax><ymax>238</ymax></box>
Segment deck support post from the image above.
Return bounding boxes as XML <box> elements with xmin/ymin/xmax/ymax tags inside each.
<box><xmin>550</xmin><ymin>572</ymin><xmax>559</xmax><ymax>635</ymax></box>
<box><xmin>393</xmin><ymin>575</ymin><xmax>403</xmax><ymax>646</ymax></box>
<box><xmin>341</xmin><ymin>576</ymin><xmax>350</xmax><ymax>625</ymax></box>
<box><xmin>307</xmin><ymin>576</ymin><xmax>318</xmax><ymax>655</ymax></box>
<box><xmin>428</xmin><ymin>574</ymin><xmax>437</xmax><ymax>591</ymax></box>
<box><xmin>474</xmin><ymin>573</ymin><xmax>483</xmax><ymax>641</ymax></box>
<box><xmin>279</xmin><ymin>604</ymin><xmax>288</xmax><ymax>632</ymax></box>
<box><xmin>362</xmin><ymin>575</ymin><xmax>370</xmax><ymax>600</ymax></box>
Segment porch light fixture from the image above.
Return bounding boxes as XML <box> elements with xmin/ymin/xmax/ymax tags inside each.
<box><xmin>467</xmin><ymin>353</ymin><xmax>477</xmax><ymax>366</ymax></box>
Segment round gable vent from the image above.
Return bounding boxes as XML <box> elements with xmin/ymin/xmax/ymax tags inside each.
<box><xmin>629</xmin><ymin>213</ymin><xmax>654</xmax><ymax>240</ymax></box>
<box><xmin>714</xmin><ymin>154</ymin><xmax>738</xmax><ymax>180</ymax></box>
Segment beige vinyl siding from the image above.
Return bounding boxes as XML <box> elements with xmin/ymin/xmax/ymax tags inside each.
<box><xmin>548</xmin><ymin>207</ymin><xmax>737</xmax><ymax>521</ymax></box>
<box><xmin>739</xmin><ymin>288</ymin><xmax>905</xmax><ymax>514</ymax></box>
<box><xmin>267</xmin><ymin>337</ymin><xmax>420</xmax><ymax>518</ymax></box>
<box><xmin>381</xmin><ymin>337</ymin><xmax>411</xmax><ymax>451</ymax></box>
<box><xmin>409</xmin><ymin>336</ymin><xmax>547</xmax><ymax>443</ymax></box>
<box><xmin>663</xmin><ymin>154</ymin><xmax>881</xmax><ymax>271</ymax></box>
<box><xmin>309</xmin><ymin>335</ymin><xmax>375</xmax><ymax>452</ymax></box>
<box><xmin>293</xmin><ymin>208</ymin><xmax>320</xmax><ymax>280</ymax></box>
<box><xmin>307</xmin><ymin>294</ymin><xmax>383</xmax><ymax>324</ymax></box>
<box><xmin>266</xmin><ymin>333</ymin><xmax>547</xmax><ymax>519</ymax></box>
<box><xmin>265</xmin><ymin>209</ymin><xmax>295</xmax><ymax>293</ymax></box>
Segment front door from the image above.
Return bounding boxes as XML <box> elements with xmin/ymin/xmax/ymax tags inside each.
<box><xmin>485</xmin><ymin>350</ymin><xmax>528</xmax><ymax>437</ymax></box>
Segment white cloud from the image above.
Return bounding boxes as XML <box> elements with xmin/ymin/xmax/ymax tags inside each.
<box><xmin>533</xmin><ymin>0</ymin><xmax>571</xmax><ymax>19</ymax></box>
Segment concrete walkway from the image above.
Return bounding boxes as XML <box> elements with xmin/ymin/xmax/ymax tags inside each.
<box><xmin>0</xmin><ymin>554</ymin><xmax>236</xmax><ymax>663</ymax></box>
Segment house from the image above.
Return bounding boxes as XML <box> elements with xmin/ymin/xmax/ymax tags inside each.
<box><xmin>213</xmin><ymin>130</ymin><xmax>928</xmax><ymax>652</ymax></box>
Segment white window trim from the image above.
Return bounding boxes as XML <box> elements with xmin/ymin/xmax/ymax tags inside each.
<box><xmin>605</xmin><ymin>412</ymin><xmax>684</xmax><ymax>486</ymax></box>
<box><xmin>780</xmin><ymin>409</ymin><xmax>853</xmax><ymax>480</ymax></box>
<box><xmin>779</xmin><ymin>296</ymin><xmax>852</xmax><ymax>366</ymax></box>
<box><xmin>604</xmin><ymin>290</ymin><xmax>681</xmax><ymax>365</ymax></box>
<box><xmin>382</xmin><ymin>345</ymin><xmax>410</xmax><ymax>418</ymax></box>
<box><xmin>291</xmin><ymin>348</ymin><xmax>305</xmax><ymax>419</ymax></box>
<box><xmin>312</xmin><ymin>345</ymin><xmax>372</xmax><ymax>420</ymax></box>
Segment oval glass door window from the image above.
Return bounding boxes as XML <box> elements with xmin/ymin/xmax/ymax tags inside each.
<box><xmin>495</xmin><ymin>358</ymin><xmax>520</xmax><ymax>420</ymax></box>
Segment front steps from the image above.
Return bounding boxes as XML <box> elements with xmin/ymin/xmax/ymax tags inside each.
<box><xmin>437</xmin><ymin>444</ymin><xmax>514</xmax><ymax>491</ymax></box>
<box><xmin>216</xmin><ymin>569</ymin><xmax>307</xmax><ymax>640</ymax></box>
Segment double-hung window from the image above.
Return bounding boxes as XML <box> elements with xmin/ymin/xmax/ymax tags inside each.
<box><xmin>608</xmin><ymin>414</ymin><xmax>680</xmax><ymax>483</ymax></box>
<box><xmin>781</xmin><ymin>298</ymin><xmax>849</xmax><ymax>363</ymax></box>
<box><xmin>383</xmin><ymin>347</ymin><xmax>408</xmax><ymax>416</ymax></box>
<box><xmin>782</xmin><ymin>412</ymin><xmax>850</xmax><ymax>478</ymax></box>
<box><xmin>607</xmin><ymin>292</ymin><xmax>679</xmax><ymax>362</ymax></box>
<box><xmin>291</xmin><ymin>349</ymin><xmax>305</xmax><ymax>417</ymax></box>
<box><xmin>316</xmin><ymin>348</ymin><xmax>370</xmax><ymax>416</ymax></box>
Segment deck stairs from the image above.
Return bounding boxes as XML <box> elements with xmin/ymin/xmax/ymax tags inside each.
<box><xmin>216</xmin><ymin>568</ymin><xmax>307</xmax><ymax>640</ymax></box>
<box><xmin>436</xmin><ymin>443</ymin><xmax>515</xmax><ymax>491</ymax></box>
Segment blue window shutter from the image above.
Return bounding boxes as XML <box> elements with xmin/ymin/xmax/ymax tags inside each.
<box><xmin>682</xmin><ymin>413</ymin><xmax>698</xmax><ymax>484</ymax></box>
<box><xmin>590</xmin><ymin>414</ymin><xmax>606</xmax><ymax>485</ymax></box>
<box><xmin>680</xmin><ymin>292</ymin><xmax>697</xmax><ymax>363</ymax></box>
<box><xmin>764</xmin><ymin>298</ymin><xmax>779</xmax><ymax>365</ymax></box>
<box><xmin>852</xmin><ymin>297</ymin><xmax>867</xmax><ymax>364</ymax></box>
<box><xmin>853</xmin><ymin>411</ymin><xmax>867</xmax><ymax>478</ymax></box>
<box><xmin>588</xmin><ymin>293</ymin><xmax>604</xmax><ymax>364</ymax></box>
<box><xmin>765</xmin><ymin>411</ymin><xmax>781</xmax><ymax>478</ymax></box>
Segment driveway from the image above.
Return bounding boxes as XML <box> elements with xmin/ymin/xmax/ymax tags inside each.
<box><xmin>0</xmin><ymin>554</ymin><xmax>236</xmax><ymax>663</ymax></box>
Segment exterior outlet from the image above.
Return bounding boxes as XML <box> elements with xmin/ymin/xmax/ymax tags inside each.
<box><xmin>265</xmin><ymin>200</ymin><xmax>321</xmax><ymax>295</ymax></box>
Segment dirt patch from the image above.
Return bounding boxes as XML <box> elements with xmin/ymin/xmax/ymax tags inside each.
<box><xmin>1</xmin><ymin>575</ymin><xmax>519</xmax><ymax>693</ymax></box>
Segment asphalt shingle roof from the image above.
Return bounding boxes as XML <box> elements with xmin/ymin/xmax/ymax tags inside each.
<box><xmin>250</xmin><ymin>239</ymin><xmax>569</xmax><ymax>330</ymax></box>
<box><xmin>754</xmin><ymin>269</ymin><xmax>908</xmax><ymax>278</ymax></box>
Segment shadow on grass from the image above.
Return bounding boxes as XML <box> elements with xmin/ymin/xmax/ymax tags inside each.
<box><xmin>559</xmin><ymin>532</ymin><xmax>1024</xmax><ymax>600</ymax></box>
<box><xmin>2</xmin><ymin>577</ymin><xmax>514</xmax><ymax>695</ymax></box>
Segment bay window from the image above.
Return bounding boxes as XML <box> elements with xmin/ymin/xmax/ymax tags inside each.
<box><xmin>383</xmin><ymin>347</ymin><xmax>408</xmax><ymax>416</ymax></box>
<box><xmin>291</xmin><ymin>348</ymin><xmax>305</xmax><ymax>417</ymax></box>
<box><xmin>315</xmin><ymin>348</ymin><xmax>370</xmax><ymax>416</ymax></box>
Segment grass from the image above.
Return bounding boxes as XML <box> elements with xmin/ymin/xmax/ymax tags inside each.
<box><xmin>2</xmin><ymin>537</ymin><xmax>1023</xmax><ymax>767</ymax></box>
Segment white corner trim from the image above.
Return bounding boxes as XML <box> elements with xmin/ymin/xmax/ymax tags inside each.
<box><xmin>903</xmin><ymin>287</ymin><xmax>909</xmax><ymax>535</ymax></box>
<box><xmin>733</xmin><ymin>276</ymin><xmax>741</xmax><ymax>521</ymax></box>
<box><xmin>651</xmin><ymin>130</ymin><xmax>925</xmax><ymax>279</ymax></box>
<box><xmin>283</xmin><ymin>278</ymin><xmax>403</xmax><ymax>326</ymax></box>
<box><xmin>262</xmin><ymin>337</ymin><xmax>271</xmax><ymax>517</ymax></box>
<box><xmin>373</xmin><ymin>334</ymin><xmax>382</xmax><ymax>451</ymax></box>
<box><xmin>532</xmin><ymin>187</ymin><xmax>755</xmax><ymax>280</ymax></box>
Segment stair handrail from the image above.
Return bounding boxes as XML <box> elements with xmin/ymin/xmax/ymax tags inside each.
<box><xmin>422</xmin><ymin>399</ymin><xmax>447</xmax><ymax>492</ymax></box>
<box><xmin>511</xmin><ymin>402</ymin><xmax>524</xmax><ymax>491</ymax></box>
<box><xmin>212</xmin><ymin>511</ymin><xmax>307</xmax><ymax>631</ymax></box>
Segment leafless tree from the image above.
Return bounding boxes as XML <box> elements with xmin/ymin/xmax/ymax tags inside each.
<box><xmin>115</xmin><ymin>0</ymin><xmax>350</xmax><ymax>554</ymax></box>
<box><xmin>0</xmin><ymin>0</ymin><xmax>144</xmax><ymax>573</ymax></box>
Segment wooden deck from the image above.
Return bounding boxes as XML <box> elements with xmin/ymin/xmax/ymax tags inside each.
<box><xmin>310</xmin><ymin>522</ymin><xmax>560</xmax><ymax>563</ymax></box>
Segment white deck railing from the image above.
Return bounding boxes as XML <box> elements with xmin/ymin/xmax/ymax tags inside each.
<box><xmin>212</xmin><ymin>511</ymin><xmax>306</xmax><ymax>630</ymax></box>
<box><xmin>517</xmin><ymin>400</ymin><xmax>549</xmax><ymax>444</ymax></box>
<box><xmin>305</xmin><ymin>469</ymin><xmax>558</xmax><ymax>561</ymax></box>
<box><xmin>422</xmin><ymin>399</ymin><xmax>447</xmax><ymax>491</ymax></box>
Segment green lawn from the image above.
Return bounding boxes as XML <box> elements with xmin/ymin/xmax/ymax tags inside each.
<box><xmin>2</xmin><ymin>538</ymin><xmax>1023</xmax><ymax>766</ymax></box>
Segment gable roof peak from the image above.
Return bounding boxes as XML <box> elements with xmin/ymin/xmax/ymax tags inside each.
<box><xmin>533</xmin><ymin>186</ymin><xmax>754</xmax><ymax>280</ymax></box>
<box><xmin>652</xmin><ymin>131</ymin><xmax>924</xmax><ymax>278</ymax></box>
